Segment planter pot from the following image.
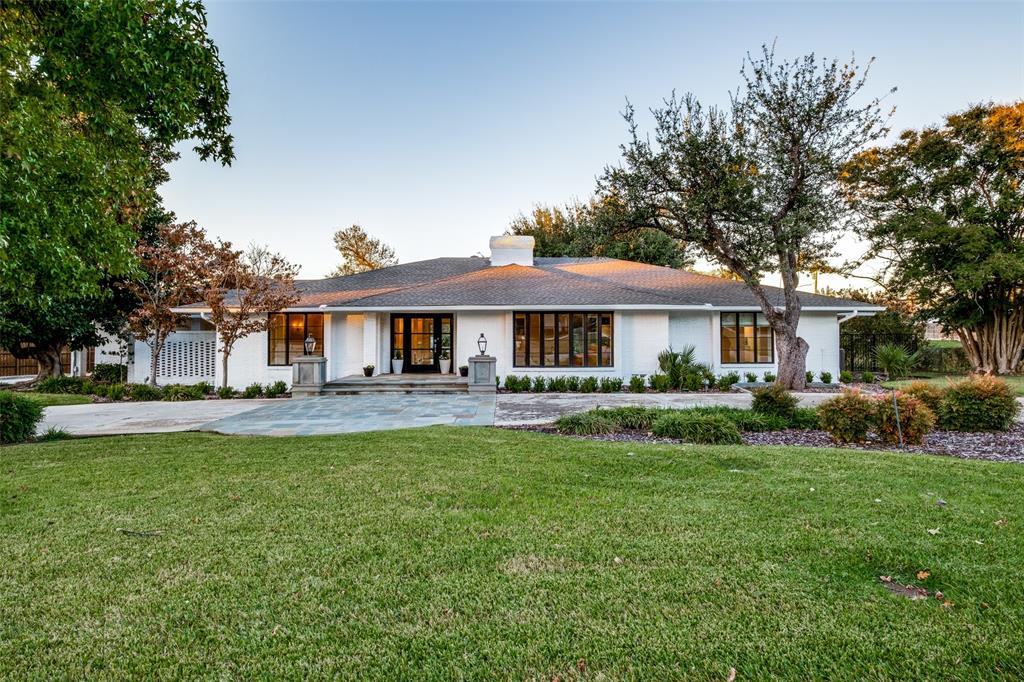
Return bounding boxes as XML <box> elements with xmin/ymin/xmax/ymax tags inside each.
<box><xmin>459</xmin><ymin>366</ymin><xmax>469</xmax><ymax>377</ymax></box>
<box><xmin>439</xmin><ymin>358</ymin><xmax>452</xmax><ymax>375</ymax></box>
<box><xmin>363</xmin><ymin>367</ymin><xmax>374</xmax><ymax>377</ymax></box>
<box><xmin>391</xmin><ymin>358</ymin><xmax>404</xmax><ymax>374</ymax></box>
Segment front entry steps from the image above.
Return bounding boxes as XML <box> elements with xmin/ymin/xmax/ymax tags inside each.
<box><xmin>322</xmin><ymin>374</ymin><xmax>469</xmax><ymax>395</ymax></box>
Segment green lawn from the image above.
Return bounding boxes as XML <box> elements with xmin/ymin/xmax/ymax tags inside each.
<box><xmin>882</xmin><ymin>375</ymin><xmax>1024</xmax><ymax>396</ymax></box>
<box><xmin>0</xmin><ymin>390</ymin><xmax>92</xmax><ymax>407</ymax></box>
<box><xmin>3</xmin><ymin>429</ymin><xmax>1023</xmax><ymax>678</ymax></box>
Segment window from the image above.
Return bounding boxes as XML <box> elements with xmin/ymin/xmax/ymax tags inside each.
<box><xmin>268</xmin><ymin>313</ymin><xmax>324</xmax><ymax>366</ymax></box>
<box><xmin>720</xmin><ymin>312</ymin><xmax>773</xmax><ymax>364</ymax></box>
<box><xmin>513</xmin><ymin>311</ymin><xmax>613</xmax><ymax>368</ymax></box>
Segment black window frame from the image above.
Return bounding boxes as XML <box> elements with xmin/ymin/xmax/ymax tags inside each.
<box><xmin>513</xmin><ymin>311</ymin><xmax>613</xmax><ymax>368</ymax></box>
<box><xmin>720</xmin><ymin>312</ymin><xmax>774</xmax><ymax>365</ymax></box>
<box><xmin>267</xmin><ymin>312</ymin><xmax>324</xmax><ymax>366</ymax></box>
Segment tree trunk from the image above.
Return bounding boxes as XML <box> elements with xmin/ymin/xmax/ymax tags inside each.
<box><xmin>34</xmin><ymin>347</ymin><xmax>63</xmax><ymax>383</ymax></box>
<box><xmin>221</xmin><ymin>351</ymin><xmax>230</xmax><ymax>389</ymax></box>
<box><xmin>955</xmin><ymin>309</ymin><xmax>1024</xmax><ymax>375</ymax></box>
<box><xmin>775</xmin><ymin>329</ymin><xmax>810</xmax><ymax>390</ymax></box>
<box><xmin>149</xmin><ymin>343</ymin><xmax>160</xmax><ymax>386</ymax></box>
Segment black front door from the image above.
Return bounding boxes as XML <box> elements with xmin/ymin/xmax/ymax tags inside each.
<box><xmin>391</xmin><ymin>314</ymin><xmax>453</xmax><ymax>373</ymax></box>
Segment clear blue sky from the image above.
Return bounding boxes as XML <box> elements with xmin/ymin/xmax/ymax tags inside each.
<box><xmin>161</xmin><ymin>1</ymin><xmax>1024</xmax><ymax>279</ymax></box>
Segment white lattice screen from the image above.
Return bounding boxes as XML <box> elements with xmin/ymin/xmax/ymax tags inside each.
<box><xmin>157</xmin><ymin>332</ymin><xmax>216</xmax><ymax>381</ymax></box>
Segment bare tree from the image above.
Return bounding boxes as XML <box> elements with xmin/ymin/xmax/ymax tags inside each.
<box><xmin>205</xmin><ymin>243</ymin><xmax>300</xmax><ymax>388</ymax></box>
<box><xmin>330</xmin><ymin>225</ymin><xmax>397</xmax><ymax>276</ymax></box>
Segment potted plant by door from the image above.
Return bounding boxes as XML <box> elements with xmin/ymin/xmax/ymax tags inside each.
<box><xmin>459</xmin><ymin>365</ymin><xmax>469</xmax><ymax>377</ymax></box>
<box><xmin>391</xmin><ymin>349</ymin><xmax>404</xmax><ymax>374</ymax></box>
<box><xmin>363</xmin><ymin>364</ymin><xmax>375</xmax><ymax>377</ymax></box>
<box><xmin>439</xmin><ymin>351</ymin><xmax>451</xmax><ymax>375</ymax></box>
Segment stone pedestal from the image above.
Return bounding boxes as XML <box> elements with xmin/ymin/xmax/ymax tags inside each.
<box><xmin>467</xmin><ymin>355</ymin><xmax>497</xmax><ymax>393</ymax></box>
<box><xmin>291</xmin><ymin>356</ymin><xmax>326</xmax><ymax>398</ymax></box>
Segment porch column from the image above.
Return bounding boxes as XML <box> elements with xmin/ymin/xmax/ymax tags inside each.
<box><xmin>363</xmin><ymin>313</ymin><xmax>379</xmax><ymax>372</ymax></box>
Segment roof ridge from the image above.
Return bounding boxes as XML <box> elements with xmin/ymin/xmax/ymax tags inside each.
<box><xmin>333</xmin><ymin>261</ymin><xmax>522</xmax><ymax>306</ymax></box>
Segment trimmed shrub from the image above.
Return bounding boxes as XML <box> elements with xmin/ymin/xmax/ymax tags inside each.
<box><xmin>241</xmin><ymin>383</ymin><xmax>264</xmax><ymax>399</ymax></box>
<box><xmin>80</xmin><ymin>380</ymin><xmax>95</xmax><ymax>396</ymax></box>
<box><xmin>107</xmin><ymin>383</ymin><xmax>125</xmax><ymax>401</ymax></box>
<box><xmin>805</xmin><ymin>371</ymin><xmax>815</xmax><ymax>384</ymax></box>
<box><xmin>547</xmin><ymin>376</ymin><xmax>568</xmax><ymax>393</ymax></box>
<box><xmin>838</xmin><ymin>370</ymin><xmax>853</xmax><ymax>384</ymax></box>
<box><xmin>265</xmin><ymin>380</ymin><xmax>288</xmax><ymax>398</ymax></box>
<box><xmin>900</xmin><ymin>380</ymin><xmax>944</xmax><ymax>413</ymax></box>
<box><xmin>860</xmin><ymin>370</ymin><xmax>875</xmax><ymax>384</ymax></box>
<box><xmin>875</xmin><ymin>393</ymin><xmax>936</xmax><ymax>445</ymax></box>
<box><xmin>0</xmin><ymin>392</ymin><xmax>44</xmax><ymax>444</ymax></box>
<box><xmin>819</xmin><ymin>371</ymin><xmax>832</xmax><ymax>384</ymax></box>
<box><xmin>554</xmin><ymin>411</ymin><xmax>617</xmax><ymax>435</ymax></box>
<box><xmin>817</xmin><ymin>390</ymin><xmax>875</xmax><ymax>443</ymax></box>
<box><xmin>648</xmin><ymin>373</ymin><xmax>672</xmax><ymax>392</ymax></box>
<box><xmin>789</xmin><ymin>407</ymin><xmax>820</xmax><ymax>430</ymax></box>
<box><xmin>599</xmin><ymin>377</ymin><xmax>623</xmax><ymax>393</ymax></box>
<box><xmin>163</xmin><ymin>384</ymin><xmax>203</xmax><ymax>401</ymax></box>
<box><xmin>503</xmin><ymin>375</ymin><xmax>530</xmax><ymax>393</ymax></box>
<box><xmin>651</xmin><ymin>412</ymin><xmax>742</xmax><ymax>445</ymax></box>
<box><xmin>91</xmin><ymin>363</ymin><xmax>128</xmax><ymax>383</ymax></box>
<box><xmin>127</xmin><ymin>383</ymin><xmax>163</xmax><ymax>402</ymax></box>
<box><xmin>36</xmin><ymin>376</ymin><xmax>85</xmax><ymax>394</ymax></box>
<box><xmin>532</xmin><ymin>376</ymin><xmax>547</xmax><ymax>393</ymax></box>
<box><xmin>194</xmin><ymin>381</ymin><xmax>215</xmax><ymax>396</ymax></box>
<box><xmin>937</xmin><ymin>375</ymin><xmax>1019</xmax><ymax>432</ymax></box>
<box><xmin>762</xmin><ymin>371</ymin><xmax>776</xmax><ymax>383</ymax></box>
<box><xmin>751</xmin><ymin>384</ymin><xmax>798</xmax><ymax>421</ymax></box>
<box><xmin>217</xmin><ymin>386</ymin><xmax>236</xmax><ymax>400</ymax></box>
<box><xmin>628</xmin><ymin>375</ymin><xmax>646</xmax><ymax>393</ymax></box>
<box><xmin>91</xmin><ymin>383</ymin><xmax>109</xmax><ymax>398</ymax></box>
<box><xmin>565</xmin><ymin>376</ymin><xmax>581</xmax><ymax>392</ymax></box>
<box><xmin>716</xmin><ymin>371</ymin><xmax>740</xmax><ymax>391</ymax></box>
<box><xmin>744</xmin><ymin>372</ymin><xmax>758</xmax><ymax>383</ymax></box>
<box><xmin>579</xmin><ymin>376</ymin><xmax>598</xmax><ymax>393</ymax></box>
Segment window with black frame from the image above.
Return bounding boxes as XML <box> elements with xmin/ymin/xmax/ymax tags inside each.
<box><xmin>513</xmin><ymin>312</ymin><xmax>613</xmax><ymax>368</ymax></box>
<box><xmin>268</xmin><ymin>312</ymin><xmax>324</xmax><ymax>365</ymax></box>
<box><xmin>720</xmin><ymin>312</ymin><xmax>773</xmax><ymax>364</ymax></box>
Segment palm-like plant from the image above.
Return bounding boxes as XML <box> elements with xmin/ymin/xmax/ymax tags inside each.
<box><xmin>873</xmin><ymin>342</ymin><xmax>921</xmax><ymax>379</ymax></box>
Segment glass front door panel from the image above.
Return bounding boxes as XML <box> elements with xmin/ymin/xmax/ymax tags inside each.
<box><xmin>410</xmin><ymin>317</ymin><xmax>435</xmax><ymax>366</ymax></box>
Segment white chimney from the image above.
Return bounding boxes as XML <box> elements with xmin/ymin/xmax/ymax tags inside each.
<box><xmin>489</xmin><ymin>235</ymin><xmax>535</xmax><ymax>267</ymax></box>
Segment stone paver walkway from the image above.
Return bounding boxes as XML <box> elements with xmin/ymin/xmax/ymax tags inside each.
<box><xmin>200</xmin><ymin>393</ymin><xmax>496</xmax><ymax>436</ymax></box>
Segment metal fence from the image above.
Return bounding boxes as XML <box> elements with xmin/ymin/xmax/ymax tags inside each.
<box><xmin>839</xmin><ymin>333</ymin><xmax>920</xmax><ymax>372</ymax></box>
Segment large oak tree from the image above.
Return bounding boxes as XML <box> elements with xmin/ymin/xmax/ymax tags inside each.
<box><xmin>841</xmin><ymin>103</ymin><xmax>1024</xmax><ymax>374</ymax></box>
<box><xmin>600</xmin><ymin>47</ymin><xmax>891</xmax><ymax>388</ymax></box>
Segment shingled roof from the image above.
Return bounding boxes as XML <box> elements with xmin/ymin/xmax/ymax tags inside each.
<box><xmin>205</xmin><ymin>256</ymin><xmax>874</xmax><ymax>310</ymax></box>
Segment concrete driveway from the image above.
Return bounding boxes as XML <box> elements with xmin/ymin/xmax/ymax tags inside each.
<box><xmin>38</xmin><ymin>399</ymin><xmax>276</xmax><ymax>436</ymax></box>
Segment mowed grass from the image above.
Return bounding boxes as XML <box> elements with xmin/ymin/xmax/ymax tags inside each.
<box><xmin>882</xmin><ymin>374</ymin><xmax>1024</xmax><ymax>396</ymax></box>
<box><xmin>0</xmin><ymin>390</ymin><xmax>92</xmax><ymax>407</ymax></box>
<box><xmin>2</xmin><ymin>429</ymin><xmax>1023</xmax><ymax>679</ymax></box>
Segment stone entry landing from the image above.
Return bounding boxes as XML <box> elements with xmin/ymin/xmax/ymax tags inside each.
<box><xmin>322</xmin><ymin>374</ymin><xmax>469</xmax><ymax>395</ymax></box>
<box><xmin>200</xmin><ymin>393</ymin><xmax>495</xmax><ymax>436</ymax></box>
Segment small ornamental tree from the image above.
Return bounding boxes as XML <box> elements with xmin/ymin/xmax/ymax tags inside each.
<box><xmin>206</xmin><ymin>244</ymin><xmax>300</xmax><ymax>388</ymax></box>
<box><xmin>126</xmin><ymin>222</ymin><xmax>216</xmax><ymax>386</ymax></box>
<box><xmin>600</xmin><ymin>47</ymin><xmax>891</xmax><ymax>388</ymax></box>
<box><xmin>841</xmin><ymin>103</ymin><xmax>1024</xmax><ymax>374</ymax></box>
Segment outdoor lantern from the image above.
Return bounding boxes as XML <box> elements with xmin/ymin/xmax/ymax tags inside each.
<box><xmin>477</xmin><ymin>333</ymin><xmax>488</xmax><ymax>355</ymax></box>
<box><xmin>304</xmin><ymin>334</ymin><xmax>316</xmax><ymax>355</ymax></box>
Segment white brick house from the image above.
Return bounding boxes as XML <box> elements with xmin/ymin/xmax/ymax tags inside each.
<box><xmin>137</xmin><ymin>236</ymin><xmax>881</xmax><ymax>388</ymax></box>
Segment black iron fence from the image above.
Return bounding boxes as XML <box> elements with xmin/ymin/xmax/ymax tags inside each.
<box><xmin>840</xmin><ymin>333</ymin><xmax>920</xmax><ymax>372</ymax></box>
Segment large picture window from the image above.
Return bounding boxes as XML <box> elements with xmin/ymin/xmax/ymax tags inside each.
<box><xmin>514</xmin><ymin>311</ymin><xmax>613</xmax><ymax>368</ymax></box>
<box><xmin>720</xmin><ymin>312</ymin><xmax>773</xmax><ymax>364</ymax></box>
<box><xmin>268</xmin><ymin>313</ymin><xmax>323</xmax><ymax>366</ymax></box>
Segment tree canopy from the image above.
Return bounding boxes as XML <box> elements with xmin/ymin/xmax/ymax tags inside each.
<box><xmin>841</xmin><ymin>102</ymin><xmax>1024</xmax><ymax>374</ymax></box>
<box><xmin>330</xmin><ymin>225</ymin><xmax>398</xmax><ymax>276</ymax></box>
<box><xmin>508</xmin><ymin>199</ymin><xmax>693</xmax><ymax>268</ymax></box>
<box><xmin>600</xmin><ymin>46</ymin><xmax>891</xmax><ymax>388</ymax></box>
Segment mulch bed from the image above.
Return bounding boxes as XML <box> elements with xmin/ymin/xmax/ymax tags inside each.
<box><xmin>504</xmin><ymin>423</ymin><xmax>1024</xmax><ymax>464</ymax></box>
